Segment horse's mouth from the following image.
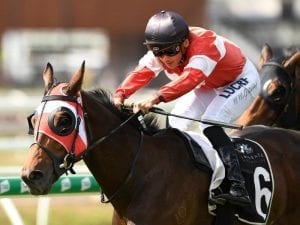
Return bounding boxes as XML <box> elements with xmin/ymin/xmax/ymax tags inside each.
<box><xmin>21</xmin><ymin>170</ymin><xmax>55</xmax><ymax>195</ymax></box>
<box><xmin>29</xmin><ymin>186</ymin><xmax>51</xmax><ymax>195</ymax></box>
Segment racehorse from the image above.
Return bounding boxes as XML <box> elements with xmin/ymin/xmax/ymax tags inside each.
<box><xmin>21</xmin><ymin>62</ymin><xmax>300</xmax><ymax>225</ymax></box>
<box><xmin>236</xmin><ymin>44</ymin><xmax>300</xmax><ymax>129</ymax></box>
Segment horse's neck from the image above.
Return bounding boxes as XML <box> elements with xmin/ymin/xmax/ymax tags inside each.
<box><xmin>85</xmin><ymin>129</ymin><xmax>144</xmax><ymax>211</ymax></box>
<box><xmin>81</xmin><ymin>92</ymin><xmax>141</xmax><ymax>204</ymax></box>
<box><xmin>236</xmin><ymin>96</ymin><xmax>276</xmax><ymax>126</ymax></box>
<box><xmin>83</xmin><ymin>131</ymin><xmax>138</xmax><ymax>180</ymax></box>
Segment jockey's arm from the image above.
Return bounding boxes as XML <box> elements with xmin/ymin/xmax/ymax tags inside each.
<box><xmin>114</xmin><ymin>66</ymin><xmax>156</xmax><ymax>101</ymax></box>
<box><xmin>157</xmin><ymin>68</ymin><xmax>205</xmax><ymax>102</ymax></box>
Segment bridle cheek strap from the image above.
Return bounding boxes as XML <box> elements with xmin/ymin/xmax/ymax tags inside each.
<box><xmin>30</xmin><ymin>142</ymin><xmax>72</xmax><ymax>176</ymax></box>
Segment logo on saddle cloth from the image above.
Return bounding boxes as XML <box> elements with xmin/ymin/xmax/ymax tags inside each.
<box><xmin>225</xmin><ymin>138</ymin><xmax>274</xmax><ymax>225</ymax></box>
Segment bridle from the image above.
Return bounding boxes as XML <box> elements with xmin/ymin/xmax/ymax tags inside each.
<box><xmin>259</xmin><ymin>61</ymin><xmax>297</xmax><ymax>126</ymax></box>
<box><xmin>27</xmin><ymin>84</ymin><xmax>145</xmax><ymax>203</ymax></box>
<box><xmin>28</xmin><ymin>93</ymin><xmax>83</xmax><ymax>175</ymax></box>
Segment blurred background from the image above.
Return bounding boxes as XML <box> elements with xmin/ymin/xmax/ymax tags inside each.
<box><xmin>0</xmin><ymin>0</ymin><xmax>299</xmax><ymax>224</ymax></box>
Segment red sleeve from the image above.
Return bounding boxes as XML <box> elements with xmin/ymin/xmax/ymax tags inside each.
<box><xmin>115</xmin><ymin>66</ymin><xmax>156</xmax><ymax>99</ymax></box>
<box><xmin>158</xmin><ymin>68</ymin><xmax>205</xmax><ymax>102</ymax></box>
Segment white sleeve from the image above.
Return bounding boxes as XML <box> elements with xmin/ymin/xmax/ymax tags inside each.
<box><xmin>139</xmin><ymin>51</ymin><xmax>164</xmax><ymax>77</ymax></box>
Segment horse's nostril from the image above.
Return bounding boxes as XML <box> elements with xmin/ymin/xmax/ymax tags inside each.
<box><xmin>28</xmin><ymin>170</ymin><xmax>44</xmax><ymax>181</ymax></box>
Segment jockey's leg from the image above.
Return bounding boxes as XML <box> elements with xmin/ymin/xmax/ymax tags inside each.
<box><xmin>203</xmin><ymin>125</ymin><xmax>251</xmax><ymax>206</ymax></box>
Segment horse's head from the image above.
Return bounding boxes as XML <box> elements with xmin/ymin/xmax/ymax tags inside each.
<box><xmin>259</xmin><ymin>44</ymin><xmax>299</xmax><ymax>109</ymax></box>
<box><xmin>237</xmin><ymin>44</ymin><xmax>300</xmax><ymax>128</ymax></box>
<box><xmin>258</xmin><ymin>44</ymin><xmax>300</xmax><ymax>127</ymax></box>
<box><xmin>21</xmin><ymin>61</ymin><xmax>87</xmax><ymax>195</ymax></box>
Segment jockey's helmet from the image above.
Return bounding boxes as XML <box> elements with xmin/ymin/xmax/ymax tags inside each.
<box><xmin>144</xmin><ymin>11</ymin><xmax>189</xmax><ymax>48</ymax></box>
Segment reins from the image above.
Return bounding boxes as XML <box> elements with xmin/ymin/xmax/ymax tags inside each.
<box><xmin>84</xmin><ymin>112</ymin><xmax>140</xmax><ymax>153</ymax></box>
<box><xmin>122</xmin><ymin>105</ymin><xmax>243</xmax><ymax>130</ymax></box>
<box><xmin>100</xmin><ymin>129</ymin><xmax>144</xmax><ymax>203</ymax></box>
<box><xmin>83</xmin><ymin>109</ymin><xmax>146</xmax><ymax>203</ymax></box>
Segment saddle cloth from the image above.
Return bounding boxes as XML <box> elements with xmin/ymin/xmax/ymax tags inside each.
<box><xmin>183</xmin><ymin>131</ymin><xmax>274</xmax><ymax>225</ymax></box>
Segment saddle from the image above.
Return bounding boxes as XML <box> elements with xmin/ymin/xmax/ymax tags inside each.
<box><xmin>175</xmin><ymin>129</ymin><xmax>212</xmax><ymax>173</ymax></box>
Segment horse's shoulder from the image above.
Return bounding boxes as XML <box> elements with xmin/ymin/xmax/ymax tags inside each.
<box><xmin>233</xmin><ymin>125</ymin><xmax>291</xmax><ymax>136</ymax></box>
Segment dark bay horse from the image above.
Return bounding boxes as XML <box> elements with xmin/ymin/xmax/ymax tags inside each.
<box><xmin>236</xmin><ymin>44</ymin><xmax>300</xmax><ymax>129</ymax></box>
<box><xmin>21</xmin><ymin>62</ymin><xmax>300</xmax><ymax>225</ymax></box>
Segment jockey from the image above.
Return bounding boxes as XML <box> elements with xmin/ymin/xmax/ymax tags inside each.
<box><xmin>113</xmin><ymin>10</ymin><xmax>260</xmax><ymax>206</ymax></box>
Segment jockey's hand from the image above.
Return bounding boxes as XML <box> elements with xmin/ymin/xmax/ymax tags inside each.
<box><xmin>133</xmin><ymin>95</ymin><xmax>160</xmax><ymax>114</ymax></box>
<box><xmin>114</xmin><ymin>96</ymin><xmax>124</xmax><ymax>110</ymax></box>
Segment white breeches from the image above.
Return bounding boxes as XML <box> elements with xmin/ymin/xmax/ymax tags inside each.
<box><xmin>169</xmin><ymin>58</ymin><xmax>260</xmax><ymax>131</ymax></box>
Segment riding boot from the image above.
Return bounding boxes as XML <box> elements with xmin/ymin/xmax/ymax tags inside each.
<box><xmin>214</xmin><ymin>145</ymin><xmax>251</xmax><ymax>206</ymax></box>
<box><xmin>203</xmin><ymin>126</ymin><xmax>251</xmax><ymax>206</ymax></box>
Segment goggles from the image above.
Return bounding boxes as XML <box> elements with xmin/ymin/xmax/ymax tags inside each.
<box><xmin>148</xmin><ymin>43</ymin><xmax>181</xmax><ymax>57</ymax></box>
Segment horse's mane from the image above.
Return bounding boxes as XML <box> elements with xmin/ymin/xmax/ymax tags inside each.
<box><xmin>85</xmin><ymin>88</ymin><xmax>161</xmax><ymax>133</ymax></box>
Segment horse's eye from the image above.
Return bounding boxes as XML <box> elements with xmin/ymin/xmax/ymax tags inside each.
<box><xmin>48</xmin><ymin>107</ymin><xmax>76</xmax><ymax>136</ymax></box>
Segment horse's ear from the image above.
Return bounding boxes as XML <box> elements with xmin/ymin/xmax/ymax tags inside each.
<box><xmin>258</xmin><ymin>43</ymin><xmax>273</xmax><ymax>70</ymax></box>
<box><xmin>65</xmin><ymin>61</ymin><xmax>85</xmax><ymax>96</ymax></box>
<box><xmin>43</xmin><ymin>63</ymin><xmax>54</xmax><ymax>94</ymax></box>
